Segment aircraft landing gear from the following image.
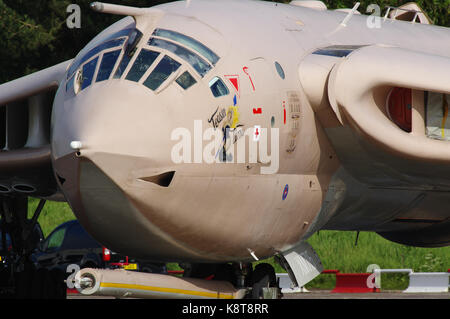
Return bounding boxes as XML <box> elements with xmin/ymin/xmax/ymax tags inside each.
<box><xmin>0</xmin><ymin>196</ymin><xmax>66</xmax><ymax>299</ymax></box>
<box><xmin>180</xmin><ymin>262</ymin><xmax>236</xmax><ymax>283</ymax></box>
<box><xmin>250</xmin><ymin>263</ymin><xmax>281</xmax><ymax>299</ymax></box>
<box><xmin>180</xmin><ymin>262</ymin><xmax>281</xmax><ymax>299</ymax></box>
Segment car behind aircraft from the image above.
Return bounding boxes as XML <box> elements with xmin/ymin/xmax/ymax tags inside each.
<box><xmin>30</xmin><ymin>220</ymin><xmax>166</xmax><ymax>298</ymax></box>
<box><xmin>0</xmin><ymin>221</ymin><xmax>44</xmax><ymax>298</ymax></box>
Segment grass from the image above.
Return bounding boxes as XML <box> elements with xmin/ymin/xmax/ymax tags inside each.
<box><xmin>255</xmin><ymin>231</ymin><xmax>449</xmax><ymax>290</ymax></box>
<box><xmin>308</xmin><ymin>231</ymin><xmax>449</xmax><ymax>290</ymax></box>
<box><xmin>27</xmin><ymin>198</ymin><xmax>449</xmax><ymax>290</ymax></box>
<box><xmin>27</xmin><ymin>198</ymin><xmax>75</xmax><ymax>237</ymax></box>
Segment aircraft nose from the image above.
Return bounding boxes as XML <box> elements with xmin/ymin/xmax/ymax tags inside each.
<box><xmin>51</xmin><ymin>80</ymin><xmax>164</xmax><ymax>219</ymax></box>
<box><xmin>51</xmin><ymin>81</ymin><xmax>197</xmax><ymax>259</ymax></box>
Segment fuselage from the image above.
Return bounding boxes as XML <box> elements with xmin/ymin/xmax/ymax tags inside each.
<box><xmin>51</xmin><ymin>0</ymin><xmax>450</xmax><ymax>262</ymax></box>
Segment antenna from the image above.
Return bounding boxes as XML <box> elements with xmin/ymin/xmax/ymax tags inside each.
<box><xmin>340</xmin><ymin>2</ymin><xmax>360</xmax><ymax>27</ymax></box>
<box><xmin>90</xmin><ymin>2</ymin><xmax>164</xmax><ymax>33</ymax></box>
<box><xmin>90</xmin><ymin>2</ymin><xmax>149</xmax><ymax>16</ymax></box>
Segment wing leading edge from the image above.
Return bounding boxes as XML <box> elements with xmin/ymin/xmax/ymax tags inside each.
<box><xmin>0</xmin><ymin>60</ymin><xmax>71</xmax><ymax>198</ymax></box>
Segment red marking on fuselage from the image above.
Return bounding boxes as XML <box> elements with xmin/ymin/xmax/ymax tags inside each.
<box><xmin>224</xmin><ymin>75</ymin><xmax>240</xmax><ymax>96</ymax></box>
<box><xmin>253</xmin><ymin>108</ymin><xmax>262</xmax><ymax>114</ymax></box>
<box><xmin>243</xmin><ymin>66</ymin><xmax>255</xmax><ymax>91</ymax></box>
<box><xmin>283</xmin><ymin>101</ymin><xmax>286</xmax><ymax>124</ymax></box>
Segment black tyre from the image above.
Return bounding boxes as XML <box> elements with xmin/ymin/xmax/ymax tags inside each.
<box><xmin>251</xmin><ymin>263</ymin><xmax>277</xmax><ymax>299</ymax></box>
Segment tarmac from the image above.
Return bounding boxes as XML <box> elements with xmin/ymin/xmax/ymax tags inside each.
<box><xmin>282</xmin><ymin>290</ymin><xmax>449</xmax><ymax>299</ymax></box>
<box><xmin>67</xmin><ymin>290</ymin><xmax>449</xmax><ymax>299</ymax></box>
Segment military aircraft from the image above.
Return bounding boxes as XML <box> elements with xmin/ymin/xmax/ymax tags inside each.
<box><xmin>0</xmin><ymin>0</ymin><xmax>449</xmax><ymax>298</ymax></box>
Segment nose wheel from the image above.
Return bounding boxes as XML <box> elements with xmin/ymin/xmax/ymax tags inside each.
<box><xmin>250</xmin><ymin>263</ymin><xmax>281</xmax><ymax>299</ymax></box>
<box><xmin>180</xmin><ymin>261</ymin><xmax>281</xmax><ymax>299</ymax></box>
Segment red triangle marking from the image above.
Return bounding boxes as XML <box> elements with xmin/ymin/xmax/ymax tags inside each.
<box><xmin>225</xmin><ymin>75</ymin><xmax>239</xmax><ymax>95</ymax></box>
<box><xmin>229</xmin><ymin>78</ymin><xmax>239</xmax><ymax>92</ymax></box>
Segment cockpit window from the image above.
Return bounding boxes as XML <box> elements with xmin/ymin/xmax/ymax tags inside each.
<box><xmin>143</xmin><ymin>55</ymin><xmax>181</xmax><ymax>91</ymax></box>
<box><xmin>80</xmin><ymin>57</ymin><xmax>99</xmax><ymax>90</ymax></box>
<box><xmin>152</xmin><ymin>29</ymin><xmax>219</xmax><ymax>66</ymax></box>
<box><xmin>148</xmin><ymin>38</ymin><xmax>211</xmax><ymax>77</ymax></box>
<box><xmin>67</xmin><ymin>38</ymin><xmax>126</xmax><ymax>80</ymax></box>
<box><xmin>312</xmin><ymin>45</ymin><xmax>367</xmax><ymax>58</ymax></box>
<box><xmin>96</xmin><ymin>50</ymin><xmax>121</xmax><ymax>82</ymax></box>
<box><xmin>125</xmin><ymin>49</ymin><xmax>160</xmax><ymax>82</ymax></box>
<box><xmin>66</xmin><ymin>27</ymin><xmax>221</xmax><ymax>95</ymax></box>
<box><xmin>209</xmin><ymin>77</ymin><xmax>229</xmax><ymax>97</ymax></box>
<box><xmin>176</xmin><ymin>71</ymin><xmax>197</xmax><ymax>90</ymax></box>
<box><xmin>113</xmin><ymin>29</ymin><xmax>143</xmax><ymax>79</ymax></box>
<box><xmin>113</xmin><ymin>51</ymin><xmax>132</xmax><ymax>79</ymax></box>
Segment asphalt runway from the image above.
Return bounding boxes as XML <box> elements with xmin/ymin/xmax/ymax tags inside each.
<box><xmin>67</xmin><ymin>290</ymin><xmax>450</xmax><ymax>299</ymax></box>
<box><xmin>282</xmin><ymin>290</ymin><xmax>449</xmax><ymax>299</ymax></box>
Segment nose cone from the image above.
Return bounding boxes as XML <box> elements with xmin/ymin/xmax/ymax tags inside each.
<box><xmin>51</xmin><ymin>81</ymin><xmax>199</xmax><ymax>260</ymax></box>
<box><xmin>53</xmin><ymin>153</ymin><xmax>199</xmax><ymax>261</ymax></box>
